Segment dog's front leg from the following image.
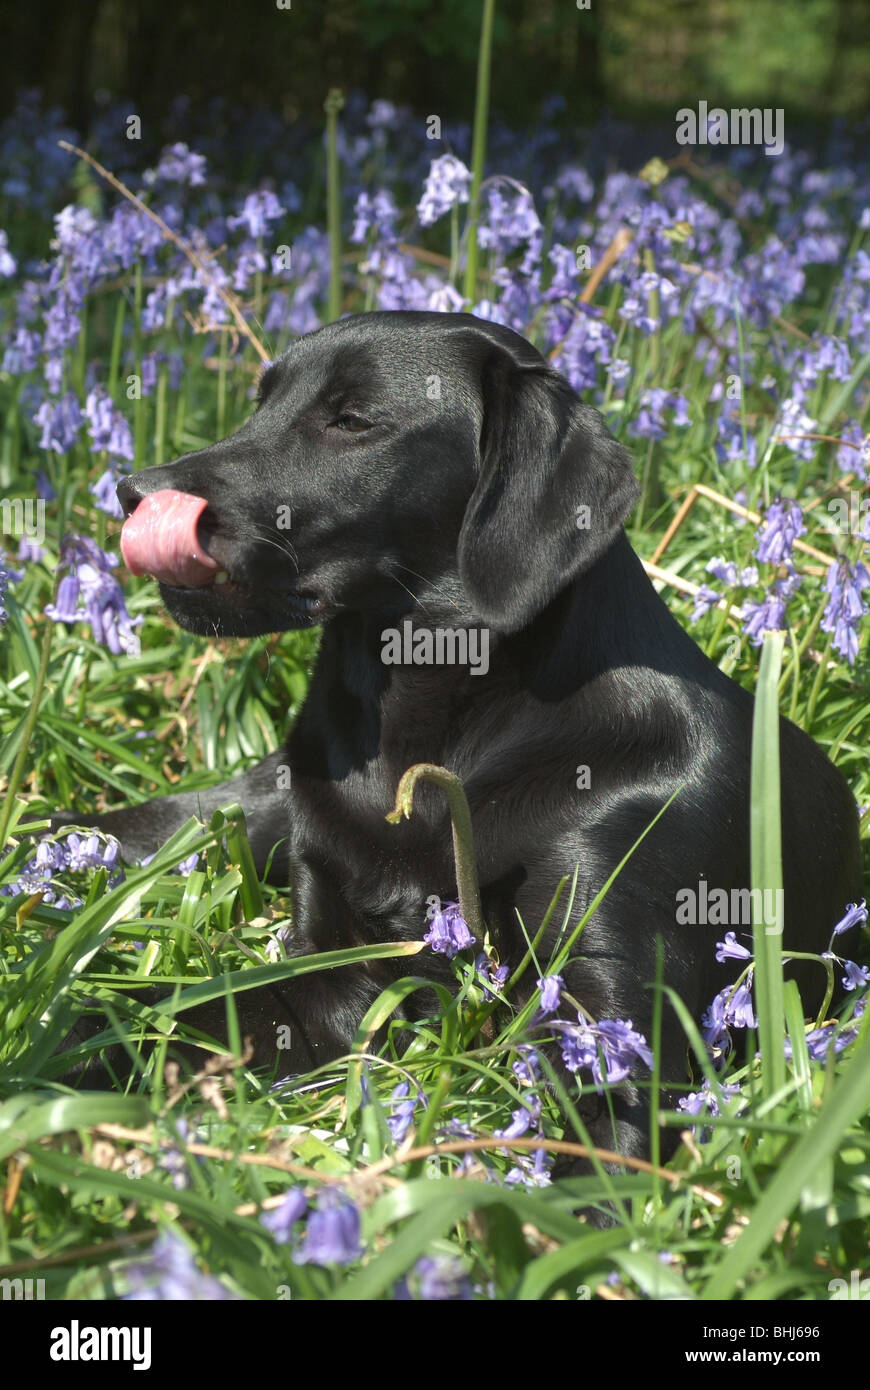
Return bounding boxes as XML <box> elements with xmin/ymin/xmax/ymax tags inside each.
<box><xmin>50</xmin><ymin>746</ymin><xmax>293</xmax><ymax>884</ymax></box>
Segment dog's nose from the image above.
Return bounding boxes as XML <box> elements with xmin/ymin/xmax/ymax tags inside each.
<box><xmin>117</xmin><ymin>475</ymin><xmax>147</xmax><ymax>519</ymax></box>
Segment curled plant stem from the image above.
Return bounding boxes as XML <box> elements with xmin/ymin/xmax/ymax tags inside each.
<box><xmin>386</xmin><ymin>763</ymin><xmax>484</xmax><ymax>939</ymax></box>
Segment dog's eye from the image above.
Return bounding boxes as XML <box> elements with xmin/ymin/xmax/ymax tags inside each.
<box><xmin>330</xmin><ymin>413</ymin><xmax>373</xmax><ymax>433</ymax></box>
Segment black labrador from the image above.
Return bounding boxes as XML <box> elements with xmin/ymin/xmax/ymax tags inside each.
<box><xmin>58</xmin><ymin>310</ymin><xmax>862</xmax><ymax>1158</ymax></box>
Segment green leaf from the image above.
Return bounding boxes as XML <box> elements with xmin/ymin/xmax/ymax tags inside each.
<box><xmin>750</xmin><ymin>631</ymin><xmax>786</xmax><ymax>1100</ymax></box>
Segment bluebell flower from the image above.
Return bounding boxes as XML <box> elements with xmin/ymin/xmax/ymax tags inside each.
<box><xmin>33</xmin><ymin>392</ymin><xmax>82</xmax><ymax>453</ymax></box>
<box><xmin>702</xmin><ymin>974</ymin><xmax>757</xmax><ymax>1052</ymax></box>
<box><xmin>511</xmin><ymin>1048</ymin><xmax>540</xmax><ymax>1089</ymax></box>
<box><xmin>124</xmin><ymin>1232</ymin><xmax>239</xmax><ymax>1300</ymax></box>
<box><xmin>477</xmin><ymin>181</ymin><xmax>542</xmax><ymax>256</ymax></box>
<box><xmin>45</xmin><ymin>534</ymin><xmax>142</xmax><ymax>657</ymax></box>
<box><xmin>475</xmin><ymin>952</ymin><xmax>509</xmax><ymax>1001</ymax></box>
<box><xmin>628</xmin><ymin>388</ymin><xmax>691</xmax><ymax>440</ymax></box>
<box><xmin>785</xmin><ymin>1011</ymin><xmax>864</xmax><ymax>1063</ymax></box>
<box><xmin>3</xmin><ymin>325</ymin><xmax>41</xmax><ymax>374</ymax></box>
<box><xmin>144</xmin><ymin>142</ymin><xmax>207</xmax><ymax>187</ymax></box>
<box><xmin>715</xmin><ymin>932</ymin><xmax>753</xmax><ymax>963</ymax></box>
<box><xmin>690</xmin><ymin>584</ymin><xmax>720</xmax><ymax>623</ymax></box>
<box><xmin>387</xmin><ymin>1081</ymin><xmax>421</xmax><ymax>1143</ymax></box>
<box><xmin>840</xmin><ymin>959</ymin><xmax>870</xmax><ymax>992</ymax></box>
<box><xmin>423</xmin><ymin>897</ymin><xmax>475</xmax><ymax>959</ymax></box>
<box><xmin>409</xmin><ymin>1256</ymin><xmax>471</xmax><ymax>1301</ymax></box>
<box><xmin>84</xmin><ymin>387</ymin><xmax>135</xmax><ymax>460</ymax></box>
<box><xmin>261</xmin><ymin>1187</ymin><xmax>308</xmax><ymax>1244</ymax></box>
<box><xmin>417</xmin><ymin>155</ymin><xmax>472</xmax><ymax>227</ymax></box>
<box><xmin>0</xmin><ymin>564</ymin><xmax>14</xmax><ymax>624</ymax></box>
<box><xmin>505</xmin><ymin>1146</ymin><xmax>552</xmax><ymax>1188</ymax></box>
<box><xmin>832</xmin><ymin>900</ymin><xmax>868</xmax><ymax>937</ymax></box>
<box><xmin>553</xmin><ymin>1015</ymin><xmax>653</xmax><ymax>1090</ymax></box>
<box><xmin>535</xmin><ymin>973</ymin><xmax>564</xmax><ymax>1014</ymax></box>
<box><xmin>228</xmin><ymin>190</ymin><xmax>285</xmax><ymax>239</ymax></box>
<box><xmin>91</xmin><ymin>465</ymin><xmax>127</xmax><ymax>519</ymax></box>
<box><xmin>678</xmin><ymin>1080</ymin><xmax>742</xmax><ymax>1118</ymax></box>
<box><xmin>755</xmin><ymin>498</ymin><xmax>805</xmax><ymax>565</ymax></box>
<box><xmin>741</xmin><ymin>567</ymin><xmax>801</xmax><ymax>647</ymax></box>
<box><xmin>293</xmin><ymin>1188</ymin><xmax>362</xmax><ymax>1267</ymax></box>
<box><xmin>820</xmin><ymin>557</ymin><xmax>869</xmax><ymax>666</ymax></box>
<box><xmin>351</xmin><ymin>189</ymin><xmax>399</xmax><ymax>246</ymax></box>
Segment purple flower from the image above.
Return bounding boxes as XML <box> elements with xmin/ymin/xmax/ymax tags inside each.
<box><xmin>536</xmin><ymin>973</ymin><xmax>564</xmax><ymax>1014</ymax></box>
<box><xmin>0</xmin><ymin>565</ymin><xmax>15</xmax><ymax>624</ymax></box>
<box><xmin>144</xmin><ymin>142</ymin><xmax>207</xmax><ymax>187</ymax></box>
<box><xmin>628</xmin><ymin>388</ymin><xmax>691</xmax><ymax>441</ymax></box>
<box><xmin>702</xmin><ymin>975</ymin><xmax>757</xmax><ymax>1051</ymax></box>
<box><xmin>261</xmin><ymin>1187</ymin><xmax>308</xmax><ymax>1244</ymax></box>
<box><xmin>64</xmin><ymin>832</ymin><xmax>107</xmax><ymax>871</ymax></box>
<box><xmin>549</xmin><ymin>306</ymin><xmax>615</xmax><ymax>393</ymax></box>
<box><xmin>755</xmin><ymin>498</ymin><xmax>805</xmax><ymax>566</ymax></box>
<box><xmin>715</xmin><ymin>932</ymin><xmax>753</xmax><ymax>963</ymax></box>
<box><xmin>820</xmin><ymin>557</ymin><xmax>869</xmax><ymax>666</ymax></box>
<box><xmin>123</xmin><ymin>1232</ymin><xmax>239</xmax><ymax>1300</ymax></box>
<box><xmin>832</xmin><ymin>900</ymin><xmax>868</xmax><ymax>937</ymax></box>
<box><xmin>554</xmin><ymin>165</ymin><xmax>595</xmax><ymax>202</ymax></box>
<box><xmin>85</xmin><ymin>387</ymin><xmax>135</xmax><ymax>460</ymax></box>
<box><xmin>91</xmin><ymin>465</ymin><xmax>127</xmax><ymax>519</ymax></box>
<box><xmin>293</xmin><ymin>1188</ymin><xmax>362</xmax><ymax>1267</ymax></box>
<box><xmin>496</xmin><ymin>1107</ymin><xmax>535</xmax><ymax>1140</ymax></box>
<box><xmin>45</xmin><ymin>534</ymin><xmax>142</xmax><ymax>657</ymax></box>
<box><xmin>475</xmin><ymin>952</ymin><xmax>509</xmax><ymax>1001</ymax></box>
<box><xmin>3</xmin><ymin>326</ymin><xmax>41</xmax><ymax>374</ymax></box>
<box><xmin>678</xmin><ymin>1080</ymin><xmax>743</xmax><ymax>1119</ymax></box>
<box><xmin>840</xmin><ymin>959</ymin><xmax>870</xmax><ymax>992</ymax></box>
<box><xmin>786</xmin><ymin>1016</ymin><xmax>863</xmax><ymax>1063</ymax></box>
<box><xmin>741</xmin><ymin>567</ymin><xmax>801</xmax><ymax>647</ymax></box>
<box><xmin>414</xmin><ymin>1255</ymin><xmax>471</xmax><ymax>1301</ymax></box>
<box><xmin>477</xmin><ymin>181</ymin><xmax>542</xmax><ymax>256</ymax></box>
<box><xmin>423</xmin><ymin>897</ymin><xmax>475</xmax><ymax>959</ymax></box>
<box><xmin>690</xmin><ymin>584</ymin><xmax>720</xmax><ymax>623</ymax></box>
<box><xmin>505</xmin><ymin>1146</ymin><xmax>552</xmax><ymax>1189</ymax></box>
<box><xmin>34</xmin><ymin>393</ymin><xmax>82</xmax><ymax>453</ymax></box>
<box><xmin>512</xmin><ymin>1048</ymin><xmax>540</xmax><ymax>1089</ymax></box>
<box><xmin>417</xmin><ymin>155</ymin><xmax>472</xmax><ymax>227</ymax></box>
<box><xmin>228</xmin><ymin>190</ymin><xmax>285</xmax><ymax>240</ymax></box>
<box><xmin>351</xmin><ymin>189</ymin><xmax>399</xmax><ymax>246</ymax></box>
<box><xmin>0</xmin><ymin>829</ymin><xmax>120</xmax><ymax>905</ymax></box>
<box><xmin>553</xmin><ymin>1015</ymin><xmax>654</xmax><ymax>1090</ymax></box>
<box><xmin>387</xmin><ymin>1081</ymin><xmax>421</xmax><ymax>1143</ymax></box>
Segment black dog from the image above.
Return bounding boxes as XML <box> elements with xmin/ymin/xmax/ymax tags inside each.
<box><xmin>58</xmin><ymin>310</ymin><xmax>862</xmax><ymax>1157</ymax></box>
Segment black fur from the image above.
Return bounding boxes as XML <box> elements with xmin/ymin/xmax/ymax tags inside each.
<box><xmin>55</xmin><ymin>311</ymin><xmax>862</xmax><ymax>1158</ymax></box>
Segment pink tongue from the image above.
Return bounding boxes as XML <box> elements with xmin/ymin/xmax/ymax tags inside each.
<box><xmin>120</xmin><ymin>490</ymin><xmax>219</xmax><ymax>588</ymax></box>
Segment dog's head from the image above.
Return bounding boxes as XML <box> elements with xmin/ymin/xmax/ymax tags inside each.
<box><xmin>118</xmin><ymin>311</ymin><xmax>639</xmax><ymax>637</ymax></box>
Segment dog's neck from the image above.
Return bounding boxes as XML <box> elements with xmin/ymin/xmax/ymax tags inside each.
<box><xmin>290</xmin><ymin>533</ymin><xmax>711</xmax><ymax>778</ymax></box>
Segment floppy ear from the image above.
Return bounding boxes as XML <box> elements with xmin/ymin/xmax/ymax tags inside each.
<box><xmin>457</xmin><ymin>348</ymin><xmax>640</xmax><ymax>633</ymax></box>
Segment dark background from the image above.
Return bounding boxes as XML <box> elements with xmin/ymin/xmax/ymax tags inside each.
<box><xmin>4</xmin><ymin>0</ymin><xmax>870</xmax><ymax>131</ymax></box>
